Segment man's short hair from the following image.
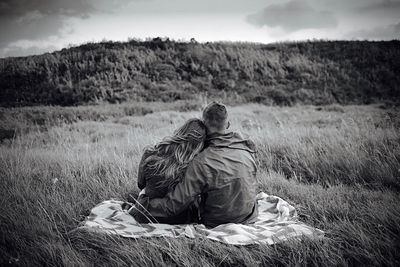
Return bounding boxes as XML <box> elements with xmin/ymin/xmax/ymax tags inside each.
<box><xmin>202</xmin><ymin>101</ymin><xmax>228</xmax><ymax>130</ymax></box>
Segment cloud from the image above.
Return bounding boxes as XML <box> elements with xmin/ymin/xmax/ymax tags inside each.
<box><xmin>359</xmin><ymin>0</ymin><xmax>400</xmax><ymax>11</ymax></box>
<box><xmin>0</xmin><ymin>44</ymin><xmax>59</xmax><ymax>58</ymax></box>
<box><xmin>247</xmin><ymin>0</ymin><xmax>338</xmax><ymax>32</ymax></box>
<box><xmin>0</xmin><ymin>13</ymin><xmax>67</xmax><ymax>47</ymax></box>
<box><xmin>355</xmin><ymin>0</ymin><xmax>400</xmax><ymax>18</ymax></box>
<box><xmin>0</xmin><ymin>0</ymin><xmax>95</xmax><ymax>49</ymax></box>
<box><xmin>346</xmin><ymin>21</ymin><xmax>400</xmax><ymax>40</ymax></box>
<box><xmin>0</xmin><ymin>0</ymin><xmax>95</xmax><ymax>18</ymax></box>
<box><xmin>120</xmin><ymin>0</ymin><xmax>266</xmax><ymax>14</ymax></box>
<box><xmin>0</xmin><ymin>0</ymin><xmax>140</xmax><ymax>55</ymax></box>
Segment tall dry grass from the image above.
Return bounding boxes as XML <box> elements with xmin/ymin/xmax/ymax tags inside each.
<box><xmin>0</xmin><ymin>103</ymin><xmax>399</xmax><ymax>266</ymax></box>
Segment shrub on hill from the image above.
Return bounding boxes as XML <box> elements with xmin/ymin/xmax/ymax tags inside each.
<box><xmin>0</xmin><ymin>39</ymin><xmax>399</xmax><ymax>107</ymax></box>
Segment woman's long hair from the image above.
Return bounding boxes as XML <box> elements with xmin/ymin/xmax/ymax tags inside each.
<box><xmin>144</xmin><ymin>118</ymin><xmax>206</xmax><ymax>190</ymax></box>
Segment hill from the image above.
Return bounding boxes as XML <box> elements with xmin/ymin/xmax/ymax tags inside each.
<box><xmin>0</xmin><ymin>39</ymin><xmax>399</xmax><ymax>107</ymax></box>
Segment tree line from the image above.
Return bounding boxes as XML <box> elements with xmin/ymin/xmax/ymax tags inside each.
<box><xmin>0</xmin><ymin>38</ymin><xmax>399</xmax><ymax>107</ymax></box>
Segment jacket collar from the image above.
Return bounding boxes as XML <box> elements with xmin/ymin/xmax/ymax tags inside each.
<box><xmin>205</xmin><ymin>132</ymin><xmax>256</xmax><ymax>153</ymax></box>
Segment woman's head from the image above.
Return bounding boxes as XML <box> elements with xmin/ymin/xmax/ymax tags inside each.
<box><xmin>146</xmin><ymin>118</ymin><xmax>206</xmax><ymax>189</ymax></box>
<box><xmin>167</xmin><ymin>118</ymin><xmax>207</xmax><ymax>163</ymax></box>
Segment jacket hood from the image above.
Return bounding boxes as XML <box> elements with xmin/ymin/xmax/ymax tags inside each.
<box><xmin>205</xmin><ymin>132</ymin><xmax>256</xmax><ymax>153</ymax></box>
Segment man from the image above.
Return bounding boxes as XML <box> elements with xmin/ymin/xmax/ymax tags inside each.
<box><xmin>132</xmin><ymin>102</ymin><xmax>258</xmax><ymax>227</ymax></box>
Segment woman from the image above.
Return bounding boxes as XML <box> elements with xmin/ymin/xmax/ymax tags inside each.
<box><xmin>131</xmin><ymin>118</ymin><xmax>207</xmax><ymax>223</ymax></box>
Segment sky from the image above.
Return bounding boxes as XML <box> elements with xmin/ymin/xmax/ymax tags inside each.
<box><xmin>0</xmin><ymin>0</ymin><xmax>399</xmax><ymax>58</ymax></box>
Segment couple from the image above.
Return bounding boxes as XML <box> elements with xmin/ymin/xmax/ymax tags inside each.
<box><xmin>129</xmin><ymin>102</ymin><xmax>258</xmax><ymax>228</ymax></box>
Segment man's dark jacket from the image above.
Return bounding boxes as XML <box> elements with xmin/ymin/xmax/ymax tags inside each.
<box><xmin>132</xmin><ymin>132</ymin><xmax>258</xmax><ymax>227</ymax></box>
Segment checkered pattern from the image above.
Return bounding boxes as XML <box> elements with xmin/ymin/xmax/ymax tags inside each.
<box><xmin>80</xmin><ymin>192</ymin><xmax>324</xmax><ymax>245</ymax></box>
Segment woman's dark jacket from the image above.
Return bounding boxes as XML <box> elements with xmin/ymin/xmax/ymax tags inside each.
<box><xmin>137</xmin><ymin>149</ymin><xmax>170</xmax><ymax>198</ymax></box>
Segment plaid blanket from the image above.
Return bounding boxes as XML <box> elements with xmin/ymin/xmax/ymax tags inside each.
<box><xmin>80</xmin><ymin>192</ymin><xmax>324</xmax><ymax>245</ymax></box>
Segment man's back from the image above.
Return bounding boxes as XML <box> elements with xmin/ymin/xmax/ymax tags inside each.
<box><xmin>196</xmin><ymin>132</ymin><xmax>258</xmax><ymax>227</ymax></box>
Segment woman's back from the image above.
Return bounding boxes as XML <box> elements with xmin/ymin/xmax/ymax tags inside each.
<box><xmin>137</xmin><ymin>149</ymin><xmax>173</xmax><ymax>198</ymax></box>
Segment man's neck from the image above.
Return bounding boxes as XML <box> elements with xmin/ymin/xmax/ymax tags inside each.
<box><xmin>207</xmin><ymin>129</ymin><xmax>226</xmax><ymax>135</ymax></box>
<box><xmin>207</xmin><ymin>131</ymin><xmax>232</xmax><ymax>139</ymax></box>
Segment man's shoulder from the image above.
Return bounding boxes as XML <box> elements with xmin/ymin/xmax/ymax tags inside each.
<box><xmin>188</xmin><ymin>147</ymin><xmax>218</xmax><ymax>169</ymax></box>
<box><xmin>232</xmin><ymin>131</ymin><xmax>257</xmax><ymax>152</ymax></box>
<box><xmin>192</xmin><ymin>148</ymin><xmax>211</xmax><ymax>163</ymax></box>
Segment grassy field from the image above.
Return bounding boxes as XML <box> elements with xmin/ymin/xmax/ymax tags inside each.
<box><xmin>0</xmin><ymin>103</ymin><xmax>399</xmax><ymax>266</ymax></box>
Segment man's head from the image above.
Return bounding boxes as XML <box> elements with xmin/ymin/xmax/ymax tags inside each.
<box><xmin>202</xmin><ymin>101</ymin><xmax>229</xmax><ymax>134</ymax></box>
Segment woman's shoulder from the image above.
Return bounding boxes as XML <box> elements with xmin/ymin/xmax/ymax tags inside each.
<box><xmin>142</xmin><ymin>146</ymin><xmax>154</xmax><ymax>156</ymax></box>
<box><xmin>140</xmin><ymin>147</ymin><xmax>156</xmax><ymax>162</ymax></box>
